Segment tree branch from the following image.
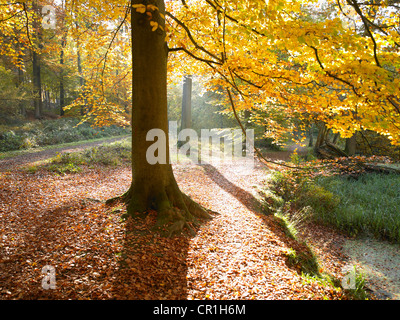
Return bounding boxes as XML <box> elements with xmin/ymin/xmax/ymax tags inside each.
<box><xmin>165</xmin><ymin>11</ymin><xmax>222</xmax><ymax>63</ymax></box>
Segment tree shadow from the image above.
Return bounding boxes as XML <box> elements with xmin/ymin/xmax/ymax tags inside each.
<box><xmin>200</xmin><ymin>163</ymin><xmax>263</xmax><ymax>213</ymax></box>
<box><xmin>0</xmin><ymin>195</ymin><xmax>108</xmax><ymax>299</ymax></box>
<box><xmin>199</xmin><ymin>163</ymin><xmax>321</xmax><ymax>277</ymax></box>
<box><xmin>110</xmin><ymin>207</ymin><xmax>215</xmax><ymax>300</ymax></box>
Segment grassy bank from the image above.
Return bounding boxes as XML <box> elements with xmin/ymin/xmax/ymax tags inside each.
<box><xmin>312</xmin><ymin>173</ymin><xmax>400</xmax><ymax>241</ymax></box>
<box><xmin>24</xmin><ymin>138</ymin><xmax>132</xmax><ymax>174</ymax></box>
<box><xmin>268</xmin><ymin>169</ymin><xmax>400</xmax><ymax>243</ymax></box>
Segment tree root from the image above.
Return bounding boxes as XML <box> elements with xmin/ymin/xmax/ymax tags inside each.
<box><xmin>106</xmin><ymin>183</ymin><xmax>215</xmax><ymax>237</ymax></box>
<box><xmin>105</xmin><ymin>188</ymin><xmax>131</xmax><ymax>206</ymax></box>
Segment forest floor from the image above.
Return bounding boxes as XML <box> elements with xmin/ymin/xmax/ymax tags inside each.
<box><xmin>0</xmin><ymin>141</ymin><xmax>390</xmax><ymax>300</ymax></box>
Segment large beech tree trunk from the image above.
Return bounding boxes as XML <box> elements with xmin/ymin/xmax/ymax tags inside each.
<box><xmin>122</xmin><ymin>0</ymin><xmax>211</xmax><ymax>233</ymax></box>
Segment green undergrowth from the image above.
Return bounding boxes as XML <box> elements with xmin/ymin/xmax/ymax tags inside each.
<box><xmin>261</xmin><ymin>164</ymin><xmax>392</xmax><ymax>299</ymax></box>
<box><xmin>25</xmin><ymin>139</ymin><xmax>132</xmax><ymax>174</ymax></box>
<box><xmin>259</xmin><ymin>184</ymin><xmax>341</xmax><ymax>297</ymax></box>
<box><xmin>268</xmin><ymin>168</ymin><xmax>400</xmax><ymax>243</ymax></box>
<box><xmin>0</xmin><ymin>117</ymin><xmax>130</xmax><ymax>152</ymax></box>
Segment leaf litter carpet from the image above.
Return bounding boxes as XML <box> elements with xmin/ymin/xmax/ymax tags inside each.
<box><xmin>0</xmin><ymin>160</ymin><xmax>349</xmax><ymax>299</ymax></box>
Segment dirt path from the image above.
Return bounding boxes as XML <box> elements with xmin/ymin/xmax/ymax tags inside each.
<box><xmin>0</xmin><ymin>136</ymin><xmax>129</xmax><ymax>172</ymax></box>
<box><xmin>262</xmin><ymin>143</ymin><xmax>309</xmax><ymax>162</ymax></box>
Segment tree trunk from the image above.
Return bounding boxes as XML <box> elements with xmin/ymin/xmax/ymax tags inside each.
<box><xmin>332</xmin><ymin>132</ymin><xmax>340</xmax><ymax>144</ymax></box>
<box><xmin>60</xmin><ymin>37</ymin><xmax>66</xmax><ymax>116</ymax></box>
<box><xmin>60</xmin><ymin>81</ymin><xmax>65</xmax><ymax>116</ymax></box>
<box><xmin>242</xmin><ymin>109</ymin><xmax>251</xmax><ymax>152</ymax></box>
<box><xmin>32</xmin><ymin>49</ymin><xmax>43</xmax><ymax>119</ymax></box>
<box><xmin>77</xmin><ymin>46</ymin><xmax>86</xmax><ymax>116</ymax></box>
<box><xmin>345</xmin><ymin>134</ymin><xmax>357</xmax><ymax>156</ymax></box>
<box><xmin>16</xmin><ymin>53</ymin><xmax>26</xmax><ymax>117</ymax></box>
<box><xmin>181</xmin><ymin>75</ymin><xmax>192</xmax><ymax>130</ymax></box>
<box><xmin>32</xmin><ymin>1</ymin><xmax>43</xmax><ymax>119</ymax></box>
<box><xmin>122</xmin><ymin>0</ymin><xmax>211</xmax><ymax>234</ymax></box>
<box><xmin>315</xmin><ymin>122</ymin><xmax>328</xmax><ymax>151</ymax></box>
<box><xmin>308</xmin><ymin>125</ymin><xmax>314</xmax><ymax>147</ymax></box>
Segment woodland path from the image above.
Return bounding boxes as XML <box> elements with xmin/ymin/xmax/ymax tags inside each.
<box><xmin>174</xmin><ymin>162</ymin><xmax>347</xmax><ymax>299</ymax></box>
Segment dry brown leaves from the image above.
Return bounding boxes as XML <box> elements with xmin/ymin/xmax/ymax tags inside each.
<box><xmin>0</xmin><ymin>160</ymin><xmax>350</xmax><ymax>300</ymax></box>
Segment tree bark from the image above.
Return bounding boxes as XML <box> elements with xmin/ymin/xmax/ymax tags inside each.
<box><xmin>181</xmin><ymin>75</ymin><xmax>192</xmax><ymax>130</ymax></box>
<box><xmin>60</xmin><ymin>37</ymin><xmax>66</xmax><ymax>116</ymax></box>
<box><xmin>77</xmin><ymin>44</ymin><xmax>86</xmax><ymax>116</ymax></box>
<box><xmin>345</xmin><ymin>134</ymin><xmax>357</xmax><ymax>156</ymax></box>
<box><xmin>16</xmin><ymin>53</ymin><xmax>26</xmax><ymax>117</ymax></box>
<box><xmin>308</xmin><ymin>125</ymin><xmax>314</xmax><ymax>147</ymax></box>
<box><xmin>32</xmin><ymin>49</ymin><xmax>43</xmax><ymax>119</ymax></box>
<box><xmin>332</xmin><ymin>132</ymin><xmax>340</xmax><ymax>144</ymax></box>
<box><xmin>32</xmin><ymin>1</ymin><xmax>43</xmax><ymax>119</ymax></box>
<box><xmin>315</xmin><ymin>122</ymin><xmax>328</xmax><ymax>151</ymax></box>
<box><xmin>123</xmin><ymin>0</ymin><xmax>211</xmax><ymax>234</ymax></box>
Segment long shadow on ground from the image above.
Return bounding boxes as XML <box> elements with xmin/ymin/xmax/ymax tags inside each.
<box><xmin>199</xmin><ymin>163</ymin><xmax>321</xmax><ymax>277</ymax></box>
<box><xmin>110</xmin><ymin>208</ymin><xmax>215</xmax><ymax>299</ymax></box>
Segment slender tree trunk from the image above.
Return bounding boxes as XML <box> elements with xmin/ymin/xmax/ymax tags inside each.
<box><xmin>181</xmin><ymin>75</ymin><xmax>192</xmax><ymax>130</ymax></box>
<box><xmin>308</xmin><ymin>125</ymin><xmax>314</xmax><ymax>147</ymax></box>
<box><xmin>242</xmin><ymin>109</ymin><xmax>251</xmax><ymax>152</ymax></box>
<box><xmin>60</xmin><ymin>81</ymin><xmax>65</xmax><ymax>116</ymax></box>
<box><xmin>122</xmin><ymin>0</ymin><xmax>210</xmax><ymax>233</ymax></box>
<box><xmin>332</xmin><ymin>132</ymin><xmax>340</xmax><ymax>144</ymax></box>
<box><xmin>16</xmin><ymin>53</ymin><xmax>26</xmax><ymax>117</ymax></box>
<box><xmin>315</xmin><ymin>122</ymin><xmax>328</xmax><ymax>151</ymax></box>
<box><xmin>75</xmin><ymin>20</ymin><xmax>86</xmax><ymax>116</ymax></box>
<box><xmin>59</xmin><ymin>2</ymin><xmax>67</xmax><ymax>117</ymax></box>
<box><xmin>179</xmin><ymin>74</ymin><xmax>192</xmax><ymax>150</ymax></box>
<box><xmin>345</xmin><ymin>134</ymin><xmax>357</xmax><ymax>156</ymax></box>
<box><xmin>32</xmin><ymin>49</ymin><xmax>43</xmax><ymax>119</ymax></box>
<box><xmin>32</xmin><ymin>1</ymin><xmax>43</xmax><ymax>119</ymax></box>
<box><xmin>77</xmin><ymin>48</ymin><xmax>86</xmax><ymax>116</ymax></box>
<box><xmin>60</xmin><ymin>37</ymin><xmax>66</xmax><ymax>116</ymax></box>
<box><xmin>45</xmin><ymin>89</ymin><xmax>50</xmax><ymax>110</ymax></box>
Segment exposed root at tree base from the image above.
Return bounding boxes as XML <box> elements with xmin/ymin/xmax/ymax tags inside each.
<box><xmin>106</xmin><ymin>187</ymin><xmax>216</xmax><ymax>238</ymax></box>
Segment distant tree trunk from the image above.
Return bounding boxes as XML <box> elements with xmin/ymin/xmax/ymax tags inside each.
<box><xmin>16</xmin><ymin>53</ymin><xmax>26</xmax><ymax>117</ymax></box>
<box><xmin>315</xmin><ymin>122</ymin><xmax>328</xmax><ymax>151</ymax></box>
<box><xmin>181</xmin><ymin>75</ymin><xmax>192</xmax><ymax>130</ymax></box>
<box><xmin>308</xmin><ymin>125</ymin><xmax>314</xmax><ymax>147</ymax></box>
<box><xmin>77</xmin><ymin>48</ymin><xmax>86</xmax><ymax>116</ymax></box>
<box><xmin>345</xmin><ymin>134</ymin><xmax>357</xmax><ymax>156</ymax></box>
<box><xmin>32</xmin><ymin>0</ymin><xmax>43</xmax><ymax>119</ymax></box>
<box><xmin>44</xmin><ymin>89</ymin><xmax>50</xmax><ymax>110</ymax></box>
<box><xmin>332</xmin><ymin>132</ymin><xmax>340</xmax><ymax>144</ymax></box>
<box><xmin>242</xmin><ymin>109</ymin><xmax>251</xmax><ymax>152</ymax></box>
<box><xmin>59</xmin><ymin>2</ymin><xmax>67</xmax><ymax>117</ymax></box>
<box><xmin>32</xmin><ymin>49</ymin><xmax>43</xmax><ymax>119</ymax></box>
<box><xmin>60</xmin><ymin>36</ymin><xmax>66</xmax><ymax>116</ymax></box>
<box><xmin>60</xmin><ymin>82</ymin><xmax>65</xmax><ymax>116</ymax></box>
